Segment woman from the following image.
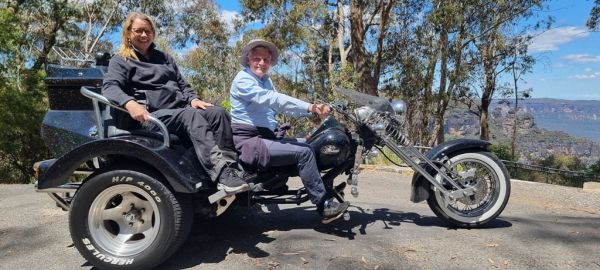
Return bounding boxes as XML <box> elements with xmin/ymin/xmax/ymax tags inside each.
<box><xmin>102</xmin><ymin>12</ymin><xmax>247</xmax><ymax>193</ymax></box>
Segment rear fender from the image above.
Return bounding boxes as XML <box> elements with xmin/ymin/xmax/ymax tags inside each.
<box><xmin>36</xmin><ymin>137</ymin><xmax>209</xmax><ymax>193</ymax></box>
<box><xmin>410</xmin><ymin>139</ymin><xmax>491</xmax><ymax>203</ymax></box>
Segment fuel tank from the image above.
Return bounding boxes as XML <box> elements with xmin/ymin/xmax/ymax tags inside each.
<box><xmin>307</xmin><ymin>117</ymin><xmax>351</xmax><ymax>170</ymax></box>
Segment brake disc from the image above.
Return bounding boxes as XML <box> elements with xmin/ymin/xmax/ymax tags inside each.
<box><xmin>456</xmin><ymin>169</ymin><xmax>489</xmax><ymax>205</ymax></box>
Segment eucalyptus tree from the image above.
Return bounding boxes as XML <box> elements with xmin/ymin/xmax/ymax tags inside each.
<box><xmin>466</xmin><ymin>0</ymin><xmax>546</xmax><ymax>141</ymax></box>
<box><xmin>172</xmin><ymin>0</ymin><xmax>238</xmax><ymax>104</ymax></box>
<box><xmin>347</xmin><ymin>0</ymin><xmax>396</xmax><ymax>96</ymax></box>
<box><xmin>0</xmin><ymin>0</ymin><xmax>176</xmax><ymax>183</ymax></box>
<box><xmin>588</xmin><ymin>0</ymin><xmax>600</xmax><ymax>30</ymax></box>
<box><xmin>239</xmin><ymin>0</ymin><xmax>332</xmax><ymax>97</ymax></box>
<box><xmin>426</xmin><ymin>0</ymin><xmax>473</xmax><ymax>147</ymax></box>
<box><xmin>0</xmin><ymin>0</ymin><xmax>79</xmax><ymax>183</ymax></box>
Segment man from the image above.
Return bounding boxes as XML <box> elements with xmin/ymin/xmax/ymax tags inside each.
<box><xmin>102</xmin><ymin>12</ymin><xmax>248</xmax><ymax>193</ymax></box>
<box><xmin>229</xmin><ymin>39</ymin><xmax>349</xmax><ymax>224</ymax></box>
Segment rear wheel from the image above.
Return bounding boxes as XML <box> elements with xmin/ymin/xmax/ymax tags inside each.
<box><xmin>427</xmin><ymin>152</ymin><xmax>510</xmax><ymax>228</ymax></box>
<box><xmin>69</xmin><ymin>168</ymin><xmax>192</xmax><ymax>270</ymax></box>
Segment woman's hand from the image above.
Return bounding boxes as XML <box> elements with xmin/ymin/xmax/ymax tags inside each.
<box><xmin>191</xmin><ymin>99</ymin><xmax>214</xmax><ymax>110</ymax></box>
<box><xmin>124</xmin><ymin>100</ymin><xmax>150</xmax><ymax>122</ymax></box>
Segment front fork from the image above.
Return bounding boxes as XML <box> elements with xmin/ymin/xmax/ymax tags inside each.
<box><xmin>347</xmin><ymin>133</ymin><xmax>363</xmax><ymax>198</ymax></box>
<box><xmin>380</xmin><ymin>136</ymin><xmax>474</xmax><ymax>200</ymax></box>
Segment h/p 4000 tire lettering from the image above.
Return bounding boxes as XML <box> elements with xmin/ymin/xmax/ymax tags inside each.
<box><xmin>69</xmin><ymin>169</ymin><xmax>192</xmax><ymax>270</ymax></box>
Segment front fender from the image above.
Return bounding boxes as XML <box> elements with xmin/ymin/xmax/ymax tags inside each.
<box><xmin>410</xmin><ymin>139</ymin><xmax>491</xmax><ymax>203</ymax></box>
<box><xmin>36</xmin><ymin>137</ymin><xmax>209</xmax><ymax>193</ymax></box>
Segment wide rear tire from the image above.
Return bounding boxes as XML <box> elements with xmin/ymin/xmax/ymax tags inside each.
<box><xmin>69</xmin><ymin>168</ymin><xmax>192</xmax><ymax>270</ymax></box>
<box><xmin>427</xmin><ymin>151</ymin><xmax>510</xmax><ymax>228</ymax></box>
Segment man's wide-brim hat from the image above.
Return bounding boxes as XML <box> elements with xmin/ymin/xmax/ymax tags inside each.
<box><xmin>240</xmin><ymin>39</ymin><xmax>279</xmax><ymax>67</ymax></box>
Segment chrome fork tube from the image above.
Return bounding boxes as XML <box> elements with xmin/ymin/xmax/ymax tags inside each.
<box><xmin>380</xmin><ymin>137</ymin><xmax>463</xmax><ymax>197</ymax></box>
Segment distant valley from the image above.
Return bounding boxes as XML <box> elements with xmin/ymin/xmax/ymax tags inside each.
<box><xmin>444</xmin><ymin>98</ymin><xmax>600</xmax><ymax>165</ymax></box>
<box><xmin>517</xmin><ymin>99</ymin><xmax>600</xmax><ymax>143</ymax></box>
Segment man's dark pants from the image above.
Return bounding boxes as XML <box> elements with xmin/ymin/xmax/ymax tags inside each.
<box><xmin>262</xmin><ymin>138</ymin><xmax>327</xmax><ymax>205</ymax></box>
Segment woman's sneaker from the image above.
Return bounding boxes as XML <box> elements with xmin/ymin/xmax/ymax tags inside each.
<box><xmin>320</xmin><ymin>199</ymin><xmax>350</xmax><ymax>224</ymax></box>
<box><xmin>217</xmin><ymin>167</ymin><xmax>250</xmax><ymax>193</ymax></box>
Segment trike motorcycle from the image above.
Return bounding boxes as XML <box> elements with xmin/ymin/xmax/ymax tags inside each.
<box><xmin>34</xmin><ymin>62</ymin><xmax>510</xmax><ymax>270</ymax></box>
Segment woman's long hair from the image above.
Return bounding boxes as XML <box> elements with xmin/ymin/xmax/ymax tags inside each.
<box><xmin>117</xmin><ymin>12</ymin><xmax>157</xmax><ymax>60</ymax></box>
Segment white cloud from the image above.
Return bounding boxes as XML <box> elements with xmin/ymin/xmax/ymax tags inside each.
<box><xmin>569</xmin><ymin>71</ymin><xmax>600</xmax><ymax>80</ymax></box>
<box><xmin>529</xmin><ymin>26</ymin><xmax>589</xmax><ymax>52</ymax></box>
<box><xmin>562</xmin><ymin>54</ymin><xmax>600</xmax><ymax>63</ymax></box>
<box><xmin>220</xmin><ymin>10</ymin><xmax>240</xmax><ymax>29</ymax></box>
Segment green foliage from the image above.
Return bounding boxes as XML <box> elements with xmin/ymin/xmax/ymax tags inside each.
<box><xmin>0</xmin><ymin>70</ymin><xmax>49</xmax><ymax>183</ymax></box>
<box><xmin>0</xmin><ymin>0</ymin><xmax>189</xmax><ymax>183</ymax></box>
<box><xmin>0</xmin><ymin>0</ymin><xmax>562</xmax><ymax>184</ymax></box>
<box><xmin>364</xmin><ymin>147</ymin><xmax>405</xmax><ymax>166</ymax></box>
<box><xmin>489</xmin><ymin>144</ymin><xmax>515</xmax><ymax>161</ymax></box>
<box><xmin>587</xmin><ymin>0</ymin><xmax>600</xmax><ymax>30</ymax></box>
<box><xmin>537</xmin><ymin>154</ymin><xmax>586</xmax><ymax>171</ymax></box>
<box><xmin>588</xmin><ymin>158</ymin><xmax>600</xmax><ymax>175</ymax></box>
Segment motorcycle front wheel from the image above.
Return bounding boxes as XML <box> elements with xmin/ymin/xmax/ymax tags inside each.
<box><xmin>427</xmin><ymin>151</ymin><xmax>510</xmax><ymax>228</ymax></box>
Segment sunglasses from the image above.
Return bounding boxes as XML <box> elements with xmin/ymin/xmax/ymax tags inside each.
<box><xmin>131</xmin><ymin>28</ymin><xmax>154</xmax><ymax>36</ymax></box>
<box><xmin>249</xmin><ymin>57</ymin><xmax>272</xmax><ymax>64</ymax></box>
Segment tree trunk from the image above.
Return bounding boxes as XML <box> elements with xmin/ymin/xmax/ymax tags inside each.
<box><xmin>372</xmin><ymin>0</ymin><xmax>394</xmax><ymax>84</ymax></box>
<box><xmin>428</xmin><ymin>29</ymin><xmax>449</xmax><ymax>147</ymax></box>
<box><xmin>349</xmin><ymin>0</ymin><xmax>378</xmax><ymax>96</ymax></box>
<box><xmin>32</xmin><ymin>0</ymin><xmax>68</xmax><ymax>71</ymax></box>
<box><xmin>511</xmin><ymin>54</ymin><xmax>519</xmax><ymax>159</ymax></box>
<box><xmin>480</xmin><ymin>43</ymin><xmax>495</xmax><ymax>142</ymax></box>
<box><xmin>420</xmin><ymin>35</ymin><xmax>439</xmax><ymax>145</ymax></box>
<box><xmin>337</xmin><ymin>0</ymin><xmax>349</xmax><ymax>68</ymax></box>
<box><xmin>328</xmin><ymin>41</ymin><xmax>334</xmax><ymax>77</ymax></box>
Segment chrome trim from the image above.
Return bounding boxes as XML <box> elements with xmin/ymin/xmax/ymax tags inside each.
<box><xmin>80</xmin><ymin>87</ymin><xmax>170</xmax><ymax>150</ymax></box>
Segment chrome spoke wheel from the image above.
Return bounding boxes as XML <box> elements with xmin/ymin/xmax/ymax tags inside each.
<box><xmin>427</xmin><ymin>152</ymin><xmax>510</xmax><ymax>227</ymax></box>
<box><xmin>442</xmin><ymin>160</ymin><xmax>498</xmax><ymax>217</ymax></box>
<box><xmin>88</xmin><ymin>185</ymin><xmax>160</xmax><ymax>257</ymax></box>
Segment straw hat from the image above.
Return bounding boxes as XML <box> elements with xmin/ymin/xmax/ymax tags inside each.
<box><xmin>240</xmin><ymin>39</ymin><xmax>279</xmax><ymax>67</ymax></box>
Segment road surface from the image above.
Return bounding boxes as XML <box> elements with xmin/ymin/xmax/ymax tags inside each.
<box><xmin>1</xmin><ymin>171</ymin><xmax>599</xmax><ymax>269</ymax></box>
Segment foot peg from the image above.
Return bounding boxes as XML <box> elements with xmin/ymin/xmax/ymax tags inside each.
<box><xmin>208</xmin><ymin>190</ymin><xmax>237</xmax><ymax>217</ymax></box>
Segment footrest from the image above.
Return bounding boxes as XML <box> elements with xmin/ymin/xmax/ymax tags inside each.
<box><xmin>208</xmin><ymin>190</ymin><xmax>228</xmax><ymax>204</ymax></box>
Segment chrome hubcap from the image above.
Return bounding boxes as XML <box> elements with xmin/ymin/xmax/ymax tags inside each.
<box><xmin>88</xmin><ymin>184</ymin><xmax>160</xmax><ymax>257</ymax></box>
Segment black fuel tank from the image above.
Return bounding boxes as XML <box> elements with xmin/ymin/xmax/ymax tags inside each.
<box><xmin>309</xmin><ymin>128</ymin><xmax>351</xmax><ymax>170</ymax></box>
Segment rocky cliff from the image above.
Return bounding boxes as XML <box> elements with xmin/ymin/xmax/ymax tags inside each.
<box><xmin>443</xmin><ymin>99</ymin><xmax>600</xmax><ymax>165</ymax></box>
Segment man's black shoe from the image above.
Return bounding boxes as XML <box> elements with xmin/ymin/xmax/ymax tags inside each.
<box><xmin>217</xmin><ymin>167</ymin><xmax>250</xmax><ymax>193</ymax></box>
<box><xmin>320</xmin><ymin>199</ymin><xmax>349</xmax><ymax>224</ymax></box>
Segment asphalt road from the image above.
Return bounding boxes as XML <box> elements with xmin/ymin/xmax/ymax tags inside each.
<box><xmin>1</xmin><ymin>171</ymin><xmax>599</xmax><ymax>270</ymax></box>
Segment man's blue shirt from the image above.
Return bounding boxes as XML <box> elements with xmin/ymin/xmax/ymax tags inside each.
<box><xmin>230</xmin><ymin>67</ymin><xmax>311</xmax><ymax>130</ymax></box>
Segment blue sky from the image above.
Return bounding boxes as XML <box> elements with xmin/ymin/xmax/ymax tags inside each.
<box><xmin>213</xmin><ymin>0</ymin><xmax>599</xmax><ymax>100</ymax></box>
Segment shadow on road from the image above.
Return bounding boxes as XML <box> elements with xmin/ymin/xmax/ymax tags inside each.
<box><xmin>154</xmin><ymin>204</ymin><xmax>512</xmax><ymax>269</ymax></box>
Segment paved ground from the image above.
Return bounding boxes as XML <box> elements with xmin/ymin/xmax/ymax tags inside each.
<box><xmin>1</xmin><ymin>171</ymin><xmax>599</xmax><ymax>270</ymax></box>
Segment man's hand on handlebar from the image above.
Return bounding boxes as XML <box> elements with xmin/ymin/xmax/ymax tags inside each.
<box><xmin>125</xmin><ymin>100</ymin><xmax>151</xmax><ymax>122</ymax></box>
<box><xmin>309</xmin><ymin>103</ymin><xmax>331</xmax><ymax>118</ymax></box>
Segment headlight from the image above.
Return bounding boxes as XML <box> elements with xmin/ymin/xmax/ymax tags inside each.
<box><xmin>354</xmin><ymin>106</ymin><xmax>375</xmax><ymax>122</ymax></box>
<box><xmin>391</xmin><ymin>99</ymin><xmax>406</xmax><ymax>115</ymax></box>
